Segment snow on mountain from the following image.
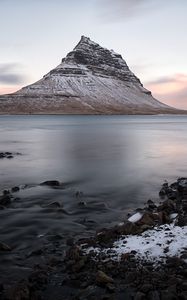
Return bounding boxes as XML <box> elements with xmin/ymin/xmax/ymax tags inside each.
<box><xmin>0</xmin><ymin>36</ymin><xmax>182</xmax><ymax>114</ymax></box>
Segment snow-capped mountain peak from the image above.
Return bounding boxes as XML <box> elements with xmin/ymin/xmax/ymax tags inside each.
<box><xmin>0</xmin><ymin>36</ymin><xmax>180</xmax><ymax>114</ymax></box>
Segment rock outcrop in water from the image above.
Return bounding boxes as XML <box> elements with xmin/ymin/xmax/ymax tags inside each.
<box><xmin>0</xmin><ymin>36</ymin><xmax>184</xmax><ymax>114</ymax></box>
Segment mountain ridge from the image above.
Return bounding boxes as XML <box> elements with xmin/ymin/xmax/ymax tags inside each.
<box><xmin>0</xmin><ymin>36</ymin><xmax>185</xmax><ymax>114</ymax></box>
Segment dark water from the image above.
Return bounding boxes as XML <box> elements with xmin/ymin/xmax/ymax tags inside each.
<box><xmin>0</xmin><ymin>115</ymin><xmax>187</xmax><ymax>281</ymax></box>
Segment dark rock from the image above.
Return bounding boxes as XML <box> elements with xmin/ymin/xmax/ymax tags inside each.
<box><xmin>11</xmin><ymin>186</ymin><xmax>20</xmax><ymax>193</ymax></box>
<box><xmin>40</xmin><ymin>180</ymin><xmax>60</xmax><ymax>187</ymax></box>
<box><xmin>158</xmin><ymin>211</ymin><xmax>170</xmax><ymax>224</ymax></box>
<box><xmin>119</xmin><ymin>221</ymin><xmax>139</xmax><ymax>235</ymax></box>
<box><xmin>3</xmin><ymin>189</ymin><xmax>10</xmax><ymax>195</ymax></box>
<box><xmin>96</xmin><ymin>270</ymin><xmax>114</xmax><ymax>285</ymax></box>
<box><xmin>0</xmin><ymin>194</ymin><xmax>11</xmax><ymax>206</ymax></box>
<box><xmin>137</xmin><ymin>212</ymin><xmax>155</xmax><ymax>226</ymax></box>
<box><xmin>147</xmin><ymin>199</ymin><xmax>157</xmax><ymax>210</ymax></box>
<box><xmin>0</xmin><ymin>241</ymin><xmax>12</xmax><ymax>251</ymax></box>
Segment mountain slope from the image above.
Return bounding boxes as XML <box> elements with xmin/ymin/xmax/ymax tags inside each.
<box><xmin>0</xmin><ymin>36</ymin><xmax>183</xmax><ymax>114</ymax></box>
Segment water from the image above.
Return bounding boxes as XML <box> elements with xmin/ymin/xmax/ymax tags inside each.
<box><xmin>0</xmin><ymin>115</ymin><xmax>187</xmax><ymax>281</ymax></box>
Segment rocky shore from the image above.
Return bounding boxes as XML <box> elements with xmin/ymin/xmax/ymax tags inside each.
<box><xmin>0</xmin><ymin>178</ymin><xmax>187</xmax><ymax>299</ymax></box>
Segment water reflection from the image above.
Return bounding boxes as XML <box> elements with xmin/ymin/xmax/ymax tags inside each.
<box><xmin>0</xmin><ymin>115</ymin><xmax>187</xmax><ymax>205</ymax></box>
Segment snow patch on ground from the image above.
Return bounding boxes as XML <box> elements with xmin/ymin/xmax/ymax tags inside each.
<box><xmin>84</xmin><ymin>224</ymin><xmax>187</xmax><ymax>264</ymax></box>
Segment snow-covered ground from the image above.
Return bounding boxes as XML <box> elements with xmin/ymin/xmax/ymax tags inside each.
<box><xmin>84</xmin><ymin>224</ymin><xmax>187</xmax><ymax>264</ymax></box>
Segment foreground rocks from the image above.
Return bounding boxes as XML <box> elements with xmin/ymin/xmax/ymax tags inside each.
<box><xmin>0</xmin><ymin>178</ymin><xmax>187</xmax><ymax>300</ymax></box>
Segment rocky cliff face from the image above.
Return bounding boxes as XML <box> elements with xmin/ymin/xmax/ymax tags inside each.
<box><xmin>0</xmin><ymin>36</ymin><xmax>180</xmax><ymax>114</ymax></box>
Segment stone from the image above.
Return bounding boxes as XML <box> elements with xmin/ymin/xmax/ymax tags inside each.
<box><xmin>137</xmin><ymin>212</ymin><xmax>155</xmax><ymax>226</ymax></box>
<box><xmin>96</xmin><ymin>270</ymin><xmax>114</xmax><ymax>285</ymax></box>
<box><xmin>0</xmin><ymin>195</ymin><xmax>11</xmax><ymax>206</ymax></box>
<box><xmin>40</xmin><ymin>180</ymin><xmax>60</xmax><ymax>187</ymax></box>
<box><xmin>11</xmin><ymin>186</ymin><xmax>20</xmax><ymax>193</ymax></box>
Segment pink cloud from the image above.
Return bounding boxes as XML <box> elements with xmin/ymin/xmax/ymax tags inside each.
<box><xmin>145</xmin><ymin>74</ymin><xmax>187</xmax><ymax>110</ymax></box>
<box><xmin>0</xmin><ymin>86</ymin><xmax>20</xmax><ymax>95</ymax></box>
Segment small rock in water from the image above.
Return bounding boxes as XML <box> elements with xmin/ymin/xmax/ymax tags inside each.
<box><xmin>0</xmin><ymin>194</ymin><xmax>11</xmax><ymax>206</ymax></box>
<box><xmin>11</xmin><ymin>186</ymin><xmax>20</xmax><ymax>193</ymax></box>
<box><xmin>40</xmin><ymin>180</ymin><xmax>60</xmax><ymax>187</ymax></box>
<box><xmin>0</xmin><ymin>152</ymin><xmax>21</xmax><ymax>159</ymax></box>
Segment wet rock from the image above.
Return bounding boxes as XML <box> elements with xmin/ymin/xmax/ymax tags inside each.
<box><xmin>0</xmin><ymin>152</ymin><xmax>21</xmax><ymax>160</ymax></box>
<box><xmin>137</xmin><ymin>212</ymin><xmax>155</xmax><ymax>226</ymax></box>
<box><xmin>40</xmin><ymin>180</ymin><xmax>60</xmax><ymax>187</ymax></box>
<box><xmin>11</xmin><ymin>186</ymin><xmax>20</xmax><ymax>193</ymax></box>
<box><xmin>158</xmin><ymin>211</ymin><xmax>170</xmax><ymax>224</ymax></box>
<box><xmin>119</xmin><ymin>221</ymin><xmax>139</xmax><ymax>235</ymax></box>
<box><xmin>0</xmin><ymin>241</ymin><xmax>12</xmax><ymax>251</ymax></box>
<box><xmin>147</xmin><ymin>199</ymin><xmax>157</xmax><ymax>210</ymax></box>
<box><xmin>157</xmin><ymin>199</ymin><xmax>176</xmax><ymax>214</ymax></box>
<box><xmin>0</xmin><ymin>194</ymin><xmax>11</xmax><ymax>206</ymax></box>
<box><xmin>3</xmin><ymin>189</ymin><xmax>10</xmax><ymax>195</ymax></box>
<box><xmin>96</xmin><ymin>270</ymin><xmax>114</xmax><ymax>285</ymax></box>
<box><xmin>78</xmin><ymin>200</ymin><xmax>87</xmax><ymax>206</ymax></box>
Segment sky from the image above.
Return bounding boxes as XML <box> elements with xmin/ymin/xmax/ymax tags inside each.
<box><xmin>0</xmin><ymin>0</ymin><xmax>187</xmax><ymax>109</ymax></box>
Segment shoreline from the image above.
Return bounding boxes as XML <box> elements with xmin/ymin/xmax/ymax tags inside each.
<box><xmin>0</xmin><ymin>178</ymin><xmax>187</xmax><ymax>299</ymax></box>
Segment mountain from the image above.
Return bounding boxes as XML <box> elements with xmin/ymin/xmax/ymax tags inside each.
<box><xmin>0</xmin><ymin>36</ymin><xmax>183</xmax><ymax>114</ymax></box>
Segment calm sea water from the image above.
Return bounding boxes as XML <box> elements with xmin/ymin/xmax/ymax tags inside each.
<box><xmin>0</xmin><ymin>115</ymin><xmax>187</xmax><ymax>279</ymax></box>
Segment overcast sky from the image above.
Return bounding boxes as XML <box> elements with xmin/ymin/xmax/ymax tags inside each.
<box><xmin>0</xmin><ymin>0</ymin><xmax>187</xmax><ymax>109</ymax></box>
